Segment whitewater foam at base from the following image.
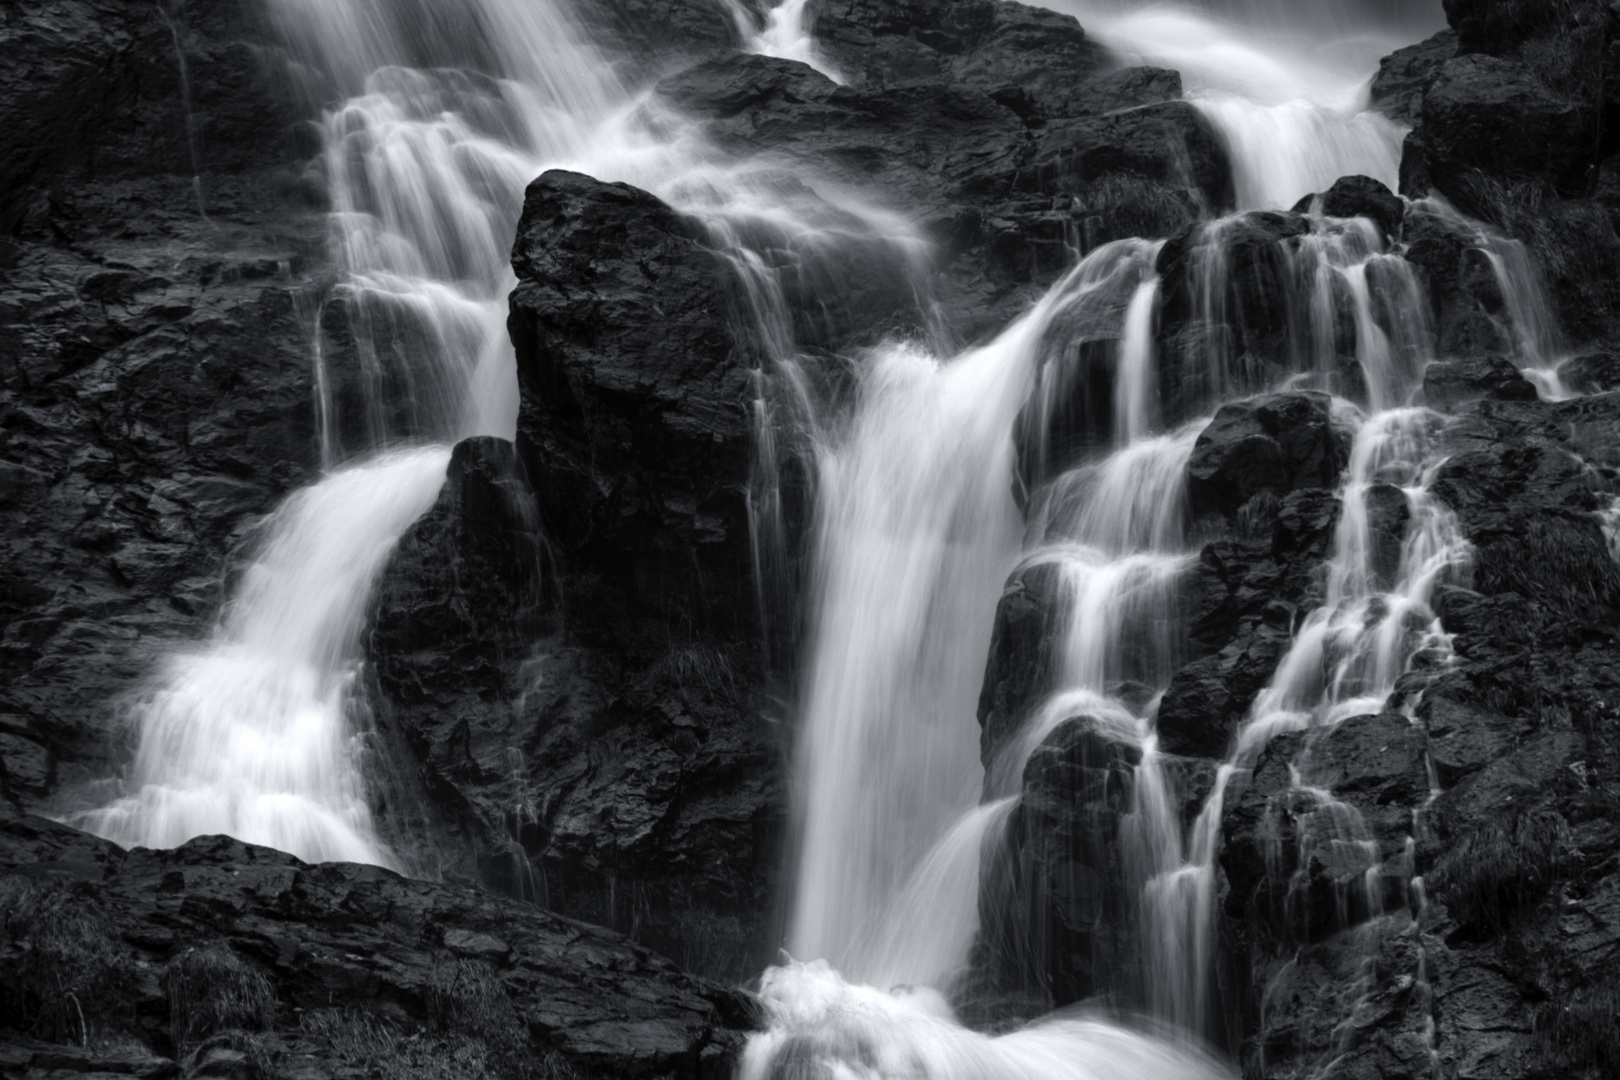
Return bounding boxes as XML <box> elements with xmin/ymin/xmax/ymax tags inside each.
<box><xmin>77</xmin><ymin>447</ymin><xmax>452</xmax><ymax>865</ymax></box>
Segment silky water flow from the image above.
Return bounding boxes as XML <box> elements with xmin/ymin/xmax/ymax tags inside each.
<box><xmin>78</xmin><ymin>0</ymin><xmax>923</xmax><ymax>868</ymax></box>
<box><xmin>748</xmin><ymin>4</ymin><xmax>1567</xmax><ymax>1080</ymax></box>
<box><xmin>73</xmin><ymin>1</ymin><xmax>1576</xmax><ymax>1077</ymax></box>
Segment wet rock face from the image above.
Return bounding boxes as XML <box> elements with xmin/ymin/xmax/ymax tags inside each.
<box><xmin>1369</xmin><ymin>29</ymin><xmax>1458</xmax><ymax>125</ymax></box>
<box><xmin>977</xmin><ymin>562</ymin><xmax>1069</xmax><ymax>769</ymax></box>
<box><xmin>367</xmin><ymin>173</ymin><xmax>785</xmax><ymax>981</ymax></box>
<box><xmin>1156</xmin><ymin>486</ymin><xmax>1342</xmax><ymax>761</ymax></box>
<box><xmin>509</xmin><ymin>169</ymin><xmax>755</xmax><ymax>642</ymax></box>
<box><xmin>977</xmin><ymin>718</ymin><xmax>1142</xmax><ymax>1010</ymax></box>
<box><xmin>657</xmin><ymin>23</ymin><xmax>1225</xmax><ymax>340</ymax></box>
<box><xmin>1154</xmin><ymin>212</ymin><xmax>1315</xmax><ymax>421</ymax></box>
<box><xmin>1185</xmin><ymin>392</ymin><xmax>1349</xmax><ymax>526</ymax></box>
<box><xmin>0</xmin><ymin>812</ymin><xmax>756</xmax><ymax>1078</ymax></box>
<box><xmin>0</xmin><ymin>0</ymin><xmax>326</xmax><ymax>814</ymax></box>
<box><xmin>1416</xmin><ymin>54</ymin><xmax>1596</xmax><ymax>199</ymax></box>
<box><xmin>1402</xmin><ymin>0</ymin><xmax>1620</xmax><ymax>348</ymax></box>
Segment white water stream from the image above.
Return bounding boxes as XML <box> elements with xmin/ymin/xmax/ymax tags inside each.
<box><xmin>80</xmin><ymin>0</ymin><xmax>917</xmax><ymax>867</ymax></box>
<box><xmin>78</xmin><ymin>0</ymin><xmax>1569</xmax><ymax>1075</ymax></box>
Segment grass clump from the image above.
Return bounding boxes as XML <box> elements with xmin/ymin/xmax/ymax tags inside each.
<box><xmin>651</xmin><ymin>642</ymin><xmax>741</xmax><ymax>702</ymax></box>
<box><xmin>1432</xmin><ymin>809</ymin><xmax>1570</xmax><ymax>933</ymax></box>
<box><xmin>1534</xmin><ymin>976</ymin><xmax>1620</xmax><ymax>1078</ymax></box>
<box><xmin>0</xmin><ymin>878</ymin><xmax>140</xmax><ymax>1045</ymax></box>
<box><xmin>303</xmin><ymin>977</ymin><xmax>576</xmax><ymax>1080</ymax></box>
<box><xmin>426</xmin><ymin>958</ymin><xmax>549</xmax><ymax>1080</ymax></box>
<box><xmin>167</xmin><ymin>943</ymin><xmax>276</xmax><ymax>1049</ymax></box>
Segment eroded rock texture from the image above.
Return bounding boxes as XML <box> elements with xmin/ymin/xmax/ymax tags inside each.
<box><xmin>0</xmin><ymin>809</ymin><xmax>755</xmax><ymax>1079</ymax></box>
<box><xmin>0</xmin><ymin>0</ymin><xmax>326</xmax><ymax>816</ymax></box>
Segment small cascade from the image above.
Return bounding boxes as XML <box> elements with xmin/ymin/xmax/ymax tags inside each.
<box><xmin>1163</xmin><ymin>211</ymin><xmax>1430</xmax><ymax>416</ymax></box>
<box><xmin>1064</xmin><ymin>3</ymin><xmax>1416</xmax><ymax>209</ymax></box>
<box><xmin>1147</xmin><ymin>405</ymin><xmax>1470</xmax><ymax>1036</ymax></box>
<box><xmin>157</xmin><ymin>1</ymin><xmax>208</xmax><ymax>219</ymax></box>
<box><xmin>742</xmin><ymin>962</ymin><xmax>1223</xmax><ymax>1080</ymax></box>
<box><xmin>89</xmin><ymin>0</ymin><xmax>931</xmax><ymax>866</ymax></box>
<box><xmin>76</xmin><ymin>447</ymin><xmax>453</xmax><ymax>865</ymax></box>
<box><xmin>1405</xmin><ymin>197</ymin><xmax>1570</xmax><ymax>396</ymax></box>
<box><xmin>743</xmin><ymin>0</ymin><xmax>842</xmax><ymax>81</ymax></box>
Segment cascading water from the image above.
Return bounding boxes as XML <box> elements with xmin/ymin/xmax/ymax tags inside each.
<box><xmin>751</xmin><ymin>2</ymin><xmax>1572</xmax><ymax>1075</ymax></box>
<box><xmin>70</xmin><ymin>0</ymin><xmax>1582</xmax><ymax>1075</ymax></box>
<box><xmin>77</xmin><ymin>0</ymin><xmax>626</xmax><ymax>866</ymax></box>
<box><xmin>78</xmin><ymin>0</ymin><xmax>920</xmax><ymax>867</ymax></box>
<box><xmin>1051</xmin><ymin>1</ymin><xmax>1445</xmax><ymax>209</ymax></box>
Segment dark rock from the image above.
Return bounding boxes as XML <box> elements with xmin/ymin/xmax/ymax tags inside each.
<box><xmin>977</xmin><ymin>716</ymin><xmax>1142</xmax><ymax>1010</ymax></box>
<box><xmin>509</xmin><ymin>169</ymin><xmax>754</xmax><ymax>640</ymax></box>
<box><xmin>0</xmin><ymin>0</ymin><xmax>328</xmax><ymax>816</ymax></box>
<box><xmin>1416</xmin><ymin>54</ymin><xmax>1596</xmax><ymax>206</ymax></box>
<box><xmin>1155</xmin><ymin>212</ymin><xmax>1315</xmax><ymax>420</ymax></box>
<box><xmin>1291</xmin><ymin>175</ymin><xmax>1405</xmax><ymax>239</ymax></box>
<box><xmin>1557</xmin><ymin>350</ymin><xmax>1620</xmax><ymax>393</ymax></box>
<box><xmin>1370</xmin><ymin>29</ymin><xmax>1458</xmax><ymax>124</ymax></box>
<box><xmin>1156</xmin><ymin>487</ymin><xmax>1341</xmax><ymax>760</ymax></box>
<box><xmin>574</xmin><ymin>0</ymin><xmax>746</xmax><ymax>66</ymax></box>
<box><xmin>810</xmin><ymin>0</ymin><xmax>1181</xmax><ymax>124</ymax></box>
<box><xmin>655</xmin><ymin>47</ymin><xmax>1227</xmax><ymax>342</ymax></box>
<box><xmin>657</xmin><ymin>53</ymin><xmax>1030</xmax><ymax>212</ymax></box>
<box><xmin>1422</xmin><ymin>353</ymin><xmax>1540</xmax><ymax>409</ymax></box>
<box><xmin>1155</xmin><ymin>608</ymin><xmax>1294</xmax><ymax>761</ymax></box>
<box><xmin>0</xmin><ymin>813</ymin><xmax>756</xmax><ymax>1077</ymax></box>
<box><xmin>416</xmin><ymin>172</ymin><xmax>786</xmax><ymax>980</ymax></box>
<box><xmin>1186</xmin><ymin>392</ymin><xmax>1348</xmax><ymax>524</ymax></box>
<box><xmin>1019</xmin><ymin>103</ymin><xmax>1232</xmax><ymax>213</ymax></box>
<box><xmin>976</xmin><ymin>562</ymin><xmax>1068</xmax><ymax>769</ymax></box>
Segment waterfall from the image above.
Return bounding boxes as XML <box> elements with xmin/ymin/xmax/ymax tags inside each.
<box><xmin>80</xmin><ymin>0</ymin><xmax>926</xmax><ymax>868</ymax></box>
<box><xmin>752</xmin><ymin>2</ymin><xmax>1537</xmax><ymax>1075</ymax></box>
<box><xmin>71</xmin><ymin>0</ymin><xmax>1570</xmax><ymax>1074</ymax></box>
<box><xmin>1052</xmin><ymin>2</ymin><xmax>1437</xmax><ymax>209</ymax></box>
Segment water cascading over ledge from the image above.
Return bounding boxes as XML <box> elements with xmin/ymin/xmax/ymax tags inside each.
<box><xmin>9</xmin><ymin>0</ymin><xmax>1620</xmax><ymax>1077</ymax></box>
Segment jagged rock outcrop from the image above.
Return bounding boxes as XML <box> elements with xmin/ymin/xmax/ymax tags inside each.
<box><xmin>1369</xmin><ymin>29</ymin><xmax>1459</xmax><ymax>124</ymax></box>
<box><xmin>657</xmin><ymin>9</ymin><xmax>1227</xmax><ymax>340</ymax></box>
<box><xmin>1185</xmin><ymin>393</ymin><xmax>1349</xmax><ymax>526</ymax></box>
<box><xmin>1402</xmin><ymin>0</ymin><xmax>1620</xmax><ymax>350</ymax></box>
<box><xmin>0</xmin><ymin>811</ymin><xmax>756</xmax><ymax>1078</ymax></box>
<box><xmin>507</xmin><ymin>169</ymin><xmax>757</xmax><ymax>642</ymax></box>
<box><xmin>0</xmin><ymin>0</ymin><xmax>327</xmax><ymax>814</ymax></box>
<box><xmin>365</xmin><ymin>171</ymin><xmax>787</xmax><ymax>981</ymax></box>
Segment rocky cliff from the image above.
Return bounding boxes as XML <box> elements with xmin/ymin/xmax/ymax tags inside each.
<box><xmin>5</xmin><ymin>1</ymin><xmax>1620</xmax><ymax>1079</ymax></box>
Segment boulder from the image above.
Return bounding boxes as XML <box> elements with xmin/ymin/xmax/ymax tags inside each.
<box><xmin>0</xmin><ymin>812</ymin><xmax>756</xmax><ymax>1077</ymax></box>
<box><xmin>1185</xmin><ymin>392</ymin><xmax>1349</xmax><ymax>524</ymax></box>
<box><xmin>1414</xmin><ymin>54</ymin><xmax>1596</xmax><ymax>206</ymax></box>
<box><xmin>976</xmin><ymin>562</ymin><xmax>1069</xmax><ymax>769</ymax></box>
<box><xmin>509</xmin><ymin>169</ymin><xmax>754</xmax><ymax>641</ymax></box>
<box><xmin>1291</xmin><ymin>175</ymin><xmax>1405</xmax><ymax>239</ymax></box>
<box><xmin>976</xmin><ymin>716</ymin><xmax>1141</xmax><ymax>1011</ymax></box>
